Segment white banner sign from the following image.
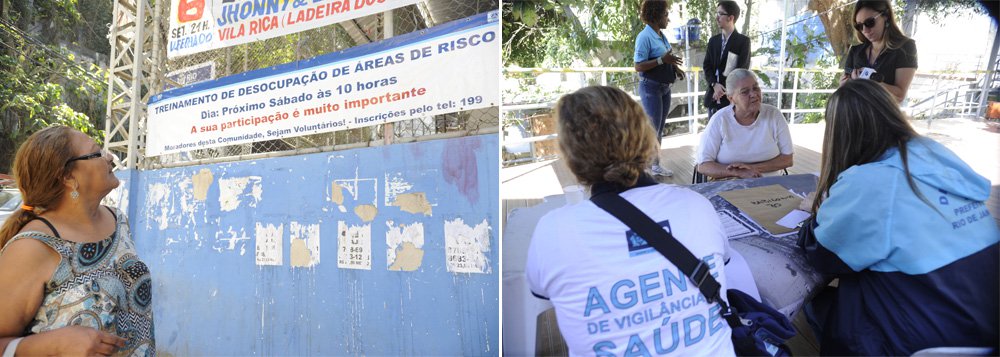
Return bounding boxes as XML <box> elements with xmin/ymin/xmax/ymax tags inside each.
<box><xmin>168</xmin><ymin>0</ymin><xmax>419</xmax><ymax>58</ymax></box>
<box><xmin>148</xmin><ymin>11</ymin><xmax>499</xmax><ymax>156</ymax></box>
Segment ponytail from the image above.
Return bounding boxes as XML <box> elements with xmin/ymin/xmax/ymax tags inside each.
<box><xmin>0</xmin><ymin>207</ymin><xmax>36</xmax><ymax>249</ymax></box>
<box><xmin>0</xmin><ymin>125</ymin><xmax>78</xmax><ymax>248</ymax></box>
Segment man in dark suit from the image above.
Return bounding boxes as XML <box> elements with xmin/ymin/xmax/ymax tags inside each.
<box><xmin>703</xmin><ymin>0</ymin><xmax>751</xmax><ymax>119</ymax></box>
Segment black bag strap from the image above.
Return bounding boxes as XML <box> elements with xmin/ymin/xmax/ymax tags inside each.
<box><xmin>590</xmin><ymin>191</ymin><xmax>743</xmax><ymax>329</ymax></box>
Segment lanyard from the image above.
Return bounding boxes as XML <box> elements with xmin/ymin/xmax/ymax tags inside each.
<box><xmin>716</xmin><ymin>32</ymin><xmax>731</xmax><ymax>79</ymax></box>
<box><xmin>867</xmin><ymin>43</ymin><xmax>885</xmax><ymax>68</ymax></box>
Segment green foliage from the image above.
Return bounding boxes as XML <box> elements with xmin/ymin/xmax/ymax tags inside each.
<box><xmin>0</xmin><ymin>28</ymin><xmax>107</xmax><ymax>173</ymax></box>
<box><xmin>502</xmin><ymin>0</ymin><xmax>732</xmax><ymax>68</ymax></box>
<box><xmin>751</xmin><ymin>19</ymin><xmax>840</xmax><ymax>123</ymax></box>
<box><xmin>75</xmin><ymin>0</ymin><xmax>113</xmax><ymax>55</ymax></box>
<box><xmin>503</xmin><ymin>0</ymin><xmax>643</xmax><ymax>68</ymax></box>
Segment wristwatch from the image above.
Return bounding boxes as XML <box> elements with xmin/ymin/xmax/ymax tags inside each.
<box><xmin>656</xmin><ymin>57</ymin><xmax>663</xmax><ymax>65</ymax></box>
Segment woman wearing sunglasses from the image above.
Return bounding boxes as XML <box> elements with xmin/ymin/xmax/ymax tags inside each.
<box><xmin>840</xmin><ymin>0</ymin><xmax>917</xmax><ymax>103</ymax></box>
<box><xmin>0</xmin><ymin>126</ymin><xmax>154</xmax><ymax>356</ymax></box>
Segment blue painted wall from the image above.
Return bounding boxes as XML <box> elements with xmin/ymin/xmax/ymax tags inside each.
<box><xmin>112</xmin><ymin>134</ymin><xmax>498</xmax><ymax>355</ymax></box>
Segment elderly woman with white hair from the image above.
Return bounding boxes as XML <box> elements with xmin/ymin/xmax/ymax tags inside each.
<box><xmin>696</xmin><ymin>69</ymin><xmax>794</xmax><ymax>180</ymax></box>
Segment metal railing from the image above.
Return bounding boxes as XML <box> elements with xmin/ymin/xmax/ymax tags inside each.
<box><xmin>502</xmin><ymin>67</ymin><xmax>994</xmax><ymax>166</ymax></box>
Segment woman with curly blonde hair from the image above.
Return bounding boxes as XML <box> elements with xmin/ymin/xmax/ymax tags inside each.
<box><xmin>526</xmin><ymin>86</ymin><xmax>736</xmax><ymax>356</ymax></box>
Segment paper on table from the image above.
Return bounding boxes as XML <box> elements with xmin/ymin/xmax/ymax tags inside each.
<box><xmin>777</xmin><ymin>209</ymin><xmax>811</xmax><ymax>229</ymax></box>
<box><xmin>719</xmin><ymin>210</ymin><xmax>760</xmax><ymax>239</ymax></box>
<box><xmin>719</xmin><ymin>184</ymin><xmax>803</xmax><ymax>236</ymax></box>
<box><xmin>723</xmin><ymin>51</ymin><xmax>739</xmax><ymax>76</ymax></box>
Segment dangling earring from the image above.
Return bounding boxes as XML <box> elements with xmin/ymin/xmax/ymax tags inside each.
<box><xmin>71</xmin><ymin>183</ymin><xmax>79</xmax><ymax>200</ymax></box>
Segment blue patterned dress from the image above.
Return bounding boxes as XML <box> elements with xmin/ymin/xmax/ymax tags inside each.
<box><xmin>2</xmin><ymin>206</ymin><xmax>155</xmax><ymax>356</ymax></box>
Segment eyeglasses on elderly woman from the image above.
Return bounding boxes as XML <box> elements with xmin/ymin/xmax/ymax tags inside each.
<box><xmin>65</xmin><ymin>149</ymin><xmax>112</xmax><ymax>166</ymax></box>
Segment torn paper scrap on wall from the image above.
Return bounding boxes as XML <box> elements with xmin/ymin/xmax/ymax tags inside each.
<box><xmin>444</xmin><ymin>218</ymin><xmax>492</xmax><ymax>274</ymax></box>
<box><xmin>386</xmin><ymin>221</ymin><xmax>424</xmax><ymax>271</ymax></box>
<box><xmin>289</xmin><ymin>221</ymin><xmax>321</xmax><ymax>268</ymax></box>
<box><xmin>219</xmin><ymin>176</ymin><xmax>263</xmax><ymax>212</ymax></box>
<box><xmin>192</xmin><ymin>168</ymin><xmax>214</xmax><ymax>201</ymax></box>
<box><xmin>392</xmin><ymin>192</ymin><xmax>432</xmax><ymax>216</ymax></box>
<box><xmin>337</xmin><ymin>221</ymin><xmax>371</xmax><ymax>270</ymax></box>
<box><xmin>255</xmin><ymin>222</ymin><xmax>283</xmax><ymax>266</ymax></box>
<box><xmin>354</xmin><ymin>205</ymin><xmax>377</xmax><ymax>222</ymax></box>
<box><xmin>331</xmin><ymin>181</ymin><xmax>346</xmax><ymax>213</ymax></box>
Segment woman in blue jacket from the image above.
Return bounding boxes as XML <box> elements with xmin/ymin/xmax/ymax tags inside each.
<box><xmin>798</xmin><ymin>80</ymin><xmax>998</xmax><ymax>355</ymax></box>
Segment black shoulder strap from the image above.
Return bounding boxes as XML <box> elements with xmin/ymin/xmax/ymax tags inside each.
<box><xmin>105</xmin><ymin>206</ymin><xmax>117</xmax><ymax>221</ymax></box>
<box><xmin>32</xmin><ymin>216</ymin><xmax>61</xmax><ymax>238</ymax></box>
<box><xmin>30</xmin><ymin>207</ymin><xmax>116</xmax><ymax>240</ymax></box>
<box><xmin>590</xmin><ymin>191</ymin><xmax>742</xmax><ymax>328</ymax></box>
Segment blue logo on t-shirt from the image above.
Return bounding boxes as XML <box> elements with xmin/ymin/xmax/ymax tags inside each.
<box><xmin>626</xmin><ymin>220</ymin><xmax>672</xmax><ymax>257</ymax></box>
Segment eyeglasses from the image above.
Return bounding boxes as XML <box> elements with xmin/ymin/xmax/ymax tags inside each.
<box><xmin>65</xmin><ymin>149</ymin><xmax>110</xmax><ymax>166</ymax></box>
<box><xmin>853</xmin><ymin>12</ymin><xmax>884</xmax><ymax>32</ymax></box>
<box><xmin>717</xmin><ymin>12</ymin><xmax>730</xmax><ymax>17</ymax></box>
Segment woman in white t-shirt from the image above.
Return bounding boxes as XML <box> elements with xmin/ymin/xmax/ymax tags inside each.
<box><xmin>525</xmin><ymin>86</ymin><xmax>735</xmax><ymax>356</ymax></box>
<box><xmin>696</xmin><ymin>69</ymin><xmax>794</xmax><ymax>180</ymax></box>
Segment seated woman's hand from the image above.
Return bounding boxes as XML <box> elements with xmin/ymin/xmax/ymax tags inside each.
<box><xmin>726</xmin><ymin>163</ymin><xmax>762</xmax><ymax>178</ymax></box>
<box><xmin>798</xmin><ymin>192</ymin><xmax>816</xmax><ymax>212</ymax></box>
<box><xmin>47</xmin><ymin>325</ymin><xmax>126</xmax><ymax>356</ymax></box>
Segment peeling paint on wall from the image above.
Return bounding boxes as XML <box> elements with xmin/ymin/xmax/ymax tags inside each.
<box><xmin>386</xmin><ymin>221</ymin><xmax>424</xmax><ymax>271</ymax></box>
<box><xmin>289</xmin><ymin>221</ymin><xmax>320</xmax><ymax>268</ymax></box>
<box><xmin>177</xmin><ymin>177</ymin><xmax>204</xmax><ymax>231</ymax></box>
<box><xmin>384</xmin><ymin>173</ymin><xmax>413</xmax><ymax>207</ymax></box>
<box><xmin>444</xmin><ymin>218</ymin><xmax>492</xmax><ymax>274</ymax></box>
<box><xmin>392</xmin><ymin>192</ymin><xmax>432</xmax><ymax>216</ymax></box>
<box><xmin>129</xmin><ymin>134</ymin><xmax>500</xmax><ymax>355</ymax></box>
<box><xmin>192</xmin><ymin>168</ymin><xmax>214</xmax><ymax>201</ymax></box>
<box><xmin>145</xmin><ymin>183</ymin><xmax>172</xmax><ymax>231</ymax></box>
<box><xmin>255</xmin><ymin>223</ymin><xmax>283</xmax><ymax>266</ymax></box>
<box><xmin>334</xmin><ymin>169</ymin><xmax>378</xmax><ymax>207</ymax></box>
<box><xmin>354</xmin><ymin>205</ymin><xmax>378</xmax><ymax>222</ymax></box>
<box><xmin>337</xmin><ymin>221</ymin><xmax>371</xmax><ymax>270</ymax></box>
<box><xmin>214</xmin><ymin>226</ymin><xmax>250</xmax><ymax>255</ymax></box>
<box><xmin>103</xmin><ymin>185</ymin><xmax>130</xmax><ymax>215</ymax></box>
<box><xmin>220</xmin><ymin>176</ymin><xmax>263</xmax><ymax>212</ymax></box>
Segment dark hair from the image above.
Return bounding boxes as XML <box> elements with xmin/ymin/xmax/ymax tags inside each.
<box><xmin>640</xmin><ymin>0</ymin><xmax>668</xmax><ymax>26</ymax></box>
<box><xmin>0</xmin><ymin>126</ymin><xmax>78</xmax><ymax>248</ymax></box>
<box><xmin>556</xmin><ymin>86</ymin><xmax>658</xmax><ymax>187</ymax></box>
<box><xmin>814</xmin><ymin>80</ymin><xmax>929</xmax><ymax>213</ymax></box>
<box><xmin>854</xmin><ymin>0</ymin><xmax>909</xmax><ymax>50</ymax></box>
<box><xmin>718</xmin><ymin>0</ymin><xmax>741</xmax><ymax>21</ymax></box>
